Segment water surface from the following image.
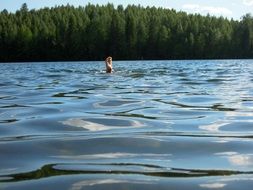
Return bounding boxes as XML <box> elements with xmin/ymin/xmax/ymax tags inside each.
<box><xmin>1</xmin><ymin>60</ymin><xmax>253</xmax><ymax>189</ymax></box>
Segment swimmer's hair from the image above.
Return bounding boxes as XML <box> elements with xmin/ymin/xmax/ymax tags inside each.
<box><xmin>106</xmin><ymin>56</ymin><xmax>112</xmax><ymax>61</ymax></box>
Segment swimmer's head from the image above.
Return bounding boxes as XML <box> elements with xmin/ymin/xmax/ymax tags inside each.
<box><xmin>107</xmin><ymin>56</ymin><xmax>112</xmax><ymax>62</ymax></box>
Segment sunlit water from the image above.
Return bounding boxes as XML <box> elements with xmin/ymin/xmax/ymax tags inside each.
<box><xmin>1</xmin><ymin>60</ymin><xmax>253</xmax><ymax>189</ymax></box>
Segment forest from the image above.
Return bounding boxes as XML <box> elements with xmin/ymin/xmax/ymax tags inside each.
<box><xmin>0</xmin><ymin>3</ymin><xmax>253</xmax><ymax>62</ymax></box>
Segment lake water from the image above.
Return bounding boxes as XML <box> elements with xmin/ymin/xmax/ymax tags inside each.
<box><xmin>1</xmin><ymin>60</ymin><xmax>253</xmax><ymax>189</ymax></box>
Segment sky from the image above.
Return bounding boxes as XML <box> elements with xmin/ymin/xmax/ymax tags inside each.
<box><xmin>0</xmin><ymin>0</ymin><xmax>253</xmax><ymax>20</ymax></box>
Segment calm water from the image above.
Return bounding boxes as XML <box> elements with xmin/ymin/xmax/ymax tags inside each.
<box><xmin>1</xmin><ymin>60</ymin><xmax>253</xmax><ymax>189</ymax></box>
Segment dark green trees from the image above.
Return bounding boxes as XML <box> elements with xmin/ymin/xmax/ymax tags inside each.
<box><xmin>0</xmin><ymin>3</ymin><xmax>252</xmax><ymax>62</ymax></box>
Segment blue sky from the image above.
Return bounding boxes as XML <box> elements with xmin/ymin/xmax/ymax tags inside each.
<box><xmin>0</xmin><ymin>0</ymin><xmax>253</xmax><ymax>20</ymax></box>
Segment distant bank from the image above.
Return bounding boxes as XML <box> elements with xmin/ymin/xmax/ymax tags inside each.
<box><xmin>0</xmin><ymin>3</ymin><xmax>252</xmax><ymax>62</ymax></box>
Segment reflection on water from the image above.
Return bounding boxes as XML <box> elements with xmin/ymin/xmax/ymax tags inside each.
<box><xmin>199</xmin><ymin>183</ymin><xmax>227</xmax><ymax>189</ymax></box>
<box><xmin>62</xmin><ymin>117</ymin><xmax>144</xmax><ymax>131</ymax></box>
<box><xmin>228</xmin><ymin>154</ymin><xmax>253</xmax><ymax>166</ymax></box>
<box><xmin>199</xmin><ymin>121</ymin><xmax>230</xmax><ymax>132</ymax></box>
<box><xmin>216</xmin><ymin>152</ymin><xmax>253</xmax><ymax>167</ymax></box>
<box><xmin>1</xmin><ymin>60</ymin><xmax>253</xmax><ymax>189</ymax></box>
<box><xmin>71</xmin><ymin>179</ymin><xmax>153</xmax><ymax>190</ymax></box>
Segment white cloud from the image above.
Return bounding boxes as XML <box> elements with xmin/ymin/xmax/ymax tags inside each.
<box><xmin>182</xmin><ymin>4</ymin><xmax>232</xmax><ymax>17</ymax></box>
<box><xmin>183</xmin><ymin>4</ymin><xmax>199</xmax><ymax>10</ymax></box>
<box><xmin>243</xmin><ymin>0</ymin><xmax>253</xmax><ymax>6</ymax></box>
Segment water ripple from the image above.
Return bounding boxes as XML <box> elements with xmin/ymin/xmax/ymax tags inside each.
<box><xmin>1</xmin><ymin>163</ymin><xmax>253</xmax><ymax>183</ymax></box>
<box><xmin>1</xmin><ymin>60</ymin><xmax>253</xmax><ymax>189</ymax></box>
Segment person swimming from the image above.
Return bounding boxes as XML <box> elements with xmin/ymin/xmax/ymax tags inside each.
<box><xmin>105</xmin><ymin>56</ymin><xmax>113</xmax><ymax>73</ymax></box>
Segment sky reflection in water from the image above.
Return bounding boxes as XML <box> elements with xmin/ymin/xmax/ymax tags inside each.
<box><xmin>1</xmin><ymin>60</ymin><xmax>253</xmax><ymax>189</ymax></box>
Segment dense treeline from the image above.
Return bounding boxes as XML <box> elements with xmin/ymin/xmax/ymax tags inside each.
<box><xmin>0</xmin><ymin>3</ymin><xmax>253</xmax><ymax>62</ymax></box>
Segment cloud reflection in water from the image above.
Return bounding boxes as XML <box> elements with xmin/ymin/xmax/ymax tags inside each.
<box><xmin>71</xmin><ymin>179</ymin><xmax>153</xmax><ymax>190</ymax></box>
<box><xmin>62</xmin><ymin>118</ymin><xmax>143</xmax><ymax>131</ymax></box>
<box><xmin>216</xmin><ymin>152</ymin><xmax>253</xmax><ymax>166</ymax></box>
<box><xmin>199</xmin><ymin>183</ymin><xmax>226</xmax><ymax>189</ymax></box>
